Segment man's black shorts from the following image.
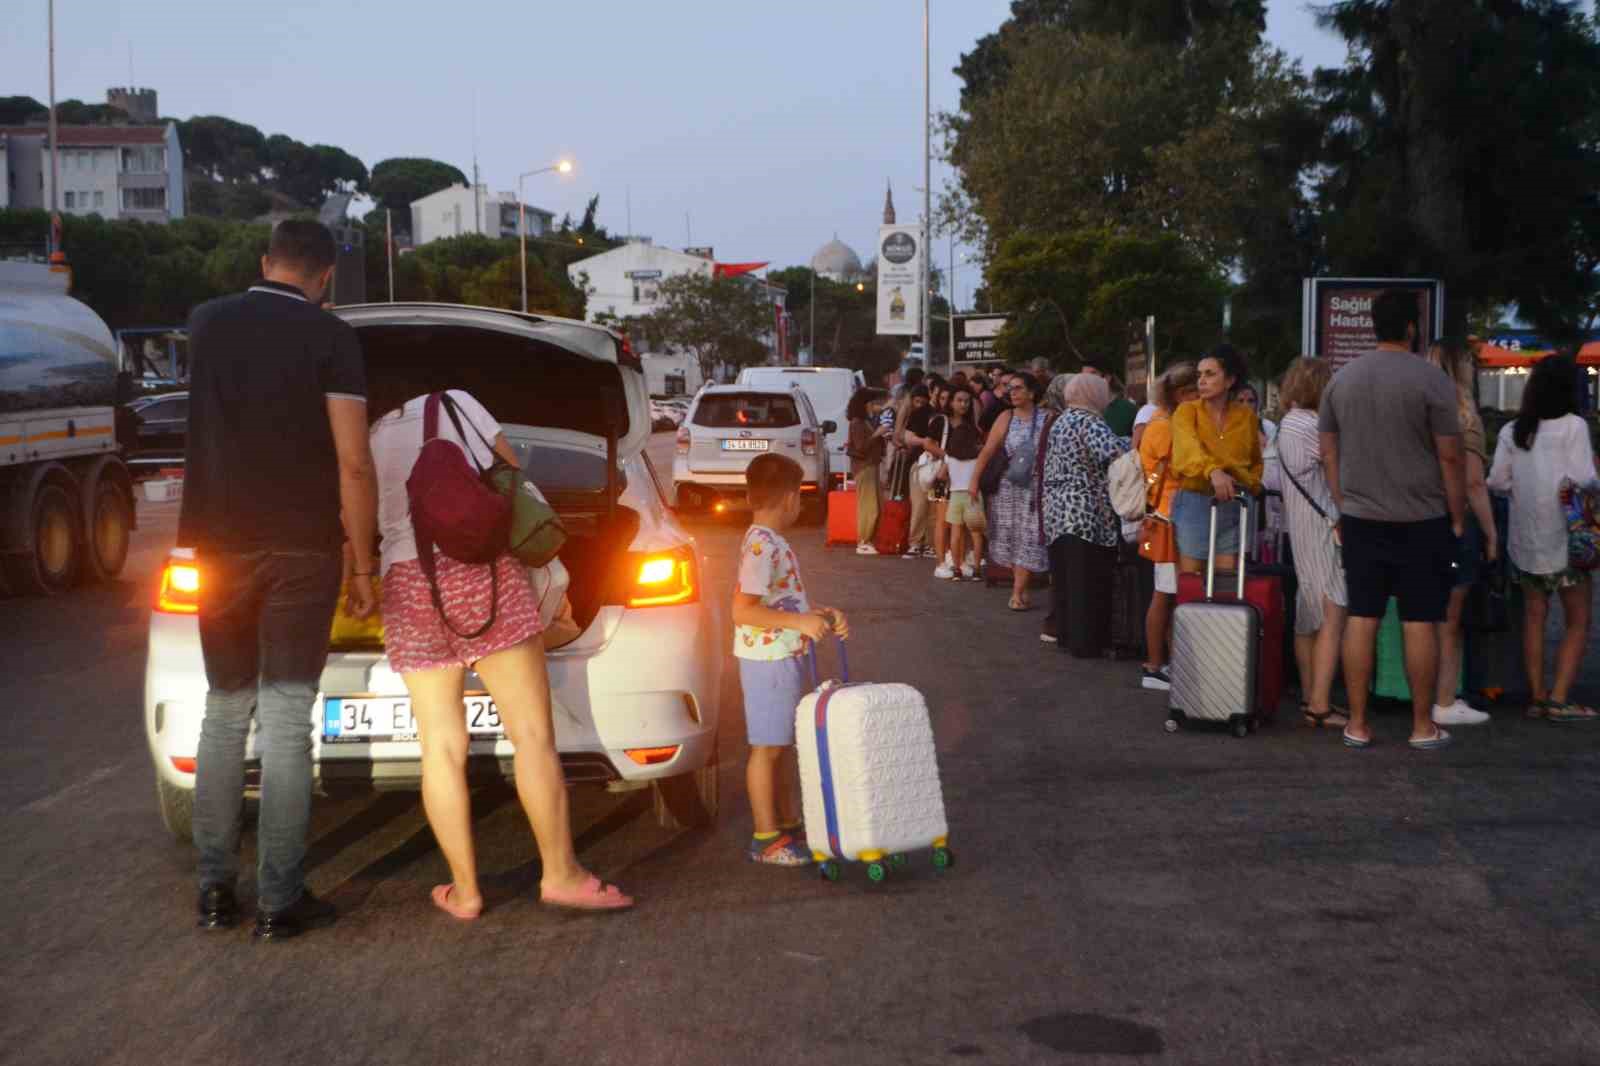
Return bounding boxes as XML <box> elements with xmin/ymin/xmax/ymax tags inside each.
<box><xmin>1340</xmin><ymin>514</ymin><xmax>1456</xmax><ymax>622</ymax></box>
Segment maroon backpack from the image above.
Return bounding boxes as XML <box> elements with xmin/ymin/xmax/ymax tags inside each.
<box><xmin>406</xmin><ymin>393</ymin><xmax>511</xmax><ymax>636</ymax></box>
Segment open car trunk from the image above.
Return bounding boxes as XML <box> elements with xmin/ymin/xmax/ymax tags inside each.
<box><xmin>327</xmin><ymin>306</ymin><xmax>649</xmax><ymax>647</ymax></box>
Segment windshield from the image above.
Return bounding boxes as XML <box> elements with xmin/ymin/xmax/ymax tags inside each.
<box><xmin>693</xmin><ymin>392</ymin><xmax>800</xmax><ymax>429</ymax></box>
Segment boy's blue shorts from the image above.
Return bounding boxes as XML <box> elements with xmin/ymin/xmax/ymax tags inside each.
<box><xmin>738</xmin><ymin>654</ymin><xmax>809</xmax><ymax>747</ymax></box>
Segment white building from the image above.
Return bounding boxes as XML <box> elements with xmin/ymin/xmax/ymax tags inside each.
<box><xmin>0</xmin><ymin>123</ymin><xmax>186</xmax><ymax>222</ymax></box>
<box><xmin>566</xmin><ymin>239</ymin><xmax>716</xmax><ymax>321</ymax></box>
<box><xmin>641</xmin><ymin>351</ymin><xmax>703</xmax><ymax>397</ymax></box>
<box><xmin>409</xmin><ymin>183</ymin><xmax>555</xmax><ymax>245</ymax></box>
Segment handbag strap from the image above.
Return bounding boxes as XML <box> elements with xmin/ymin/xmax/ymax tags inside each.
<box><xmin>438</xmin><ymin>392</ymin><xmax>495</xmax><ymax>474</ymax></box>
<box><xmin>1281</xmin><ymin>455</ymin><xmax>1330</xmax><ymax>521</ymax></box>
<box><xmin>415</xmin><ymin>391</ymin><xmax>501</xmax><ymax>640</ymax></box>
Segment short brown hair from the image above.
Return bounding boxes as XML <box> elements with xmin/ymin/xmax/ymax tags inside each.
<box><xmin>267</xmin><ymin>219</ymin><xmax>337</xmax><ymax>273</ymax></box>
<box><xmin>745</xmin><ymin>453</ymin><xmax>804</xmax><ymax>511</ymax></box>
<box><xmin>1279</xmin><ymin>357</ymin><xmax>1333</xmax><ymax>412</ymax></box>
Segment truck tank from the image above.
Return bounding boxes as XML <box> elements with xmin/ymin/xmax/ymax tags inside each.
<box><xmin>0</xmin><ymin>259</ymin><xmax>118</xmax><ymax>414</ymax></box>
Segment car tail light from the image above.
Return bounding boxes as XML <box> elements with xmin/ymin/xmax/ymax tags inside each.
<box><xmin>675</xmin><ymin>426</ymin><xmax>690</xmax><ymax>455</ymax></box>
<box><xmin>624</xmin><ymin>546</ymin><xmax>698</xmax><ymax>608</ymax></box>
<box><xmin>624</xmin><ymin>746</ymin><xmax>680</xmax><ymax>766</ymax></box>
<box><xmin>170</xmin><ymin>756</ymin><xmax>197</xmax><ymax>773</ymax></box>
<box><xmin>801</xmin><ymin>428</ymin><xmax>817</xmax><ymax>456</ymax></box>
<box><xmin>156</xmin><ymin>557</ymin><xmax>201</xmax><ymax>614</ymax></box>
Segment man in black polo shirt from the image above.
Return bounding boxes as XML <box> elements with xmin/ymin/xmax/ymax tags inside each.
<box><xmin>180</xmin><ymin>219</ymin><xmax>378</xmax><ymax>940</ymax></box>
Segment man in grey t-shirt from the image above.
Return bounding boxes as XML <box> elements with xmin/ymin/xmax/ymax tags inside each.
<box><xmin>1319</xmin><ymin>290</ymin><xmax>1465</xmax><ymax>751</ymax></box>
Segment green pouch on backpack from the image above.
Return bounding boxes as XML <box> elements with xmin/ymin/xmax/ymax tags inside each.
<box><xmin>486</xmin><ymin>463</ymin><xmax>567</xmax><ymax>568</ymax></box>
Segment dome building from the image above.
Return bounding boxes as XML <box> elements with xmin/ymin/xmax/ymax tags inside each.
<box><xmin>810</xmin><ymin>236</ymin><xmax>864</xmax><ymax>283</ymax></box>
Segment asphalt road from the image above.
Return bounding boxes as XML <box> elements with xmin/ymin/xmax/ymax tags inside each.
<box><xmin>2</xmin><ymin>434</ymin><xmax>1599</xmax><ymax>1065</ymax></box>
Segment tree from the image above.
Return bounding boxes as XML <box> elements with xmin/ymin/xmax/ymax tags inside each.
<box><xmin>178</xmin><ymin>116</ymin><xmax>269</xmax><ymax>182</ymax></box>
<box><xmin>634</xmin><ymin>273</ymin><xmax>773</xmax><ymax>384</ymax></box>
<box><xmin>1312</xmin><ymin>0</ymin><xmax>1600</xmax><ymax>342</ymax></box>
<box><xmin>264</xmin><ymin>135</ymin><xmax>367</xmax><ymax>205</ymax></box>
<box><xmin>0</xmin><ymin>96</ymin><xmax>46</xmax><ymax>124</ymax></box>
<box><xmin>985</xmin><ymin>228</ymin><xmax>1226</xmax><ymax>370</ymax></box>
<box><xmin>369</xmin><ymin>158</ymin><xmax>468</xmax><ymax>219</ymax></box>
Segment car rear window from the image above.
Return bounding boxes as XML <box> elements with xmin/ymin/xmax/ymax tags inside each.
<box><xmin>506</xmin><ymin>439</ymin><xmax>626</xmax><ymax>496</ymax></box>
<box><xmin>693</xmin><ymin>393</ymin><xmax>800</xmax><ymax>429</ymax></box>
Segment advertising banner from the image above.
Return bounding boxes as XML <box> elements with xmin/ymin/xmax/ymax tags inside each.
<box><xmin>876</xmin><ymin>225</ymin><xmax>922</xmax><ymax>337</ymax></box>
<box><xmin>1302</xmin><ymin>278</ymin><xmax>1444</xmax><ymax>371</ymax></box>
<box><xmin>952</xmin><ymin>313</ymin><xmax>1011</xmax><ymax>364</ymax></box>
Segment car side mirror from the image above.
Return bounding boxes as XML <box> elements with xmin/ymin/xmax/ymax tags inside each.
<box><xmin>821</xmin><ymin>420</ymin><xmax>838</xmax><ymax>435</ymax></box>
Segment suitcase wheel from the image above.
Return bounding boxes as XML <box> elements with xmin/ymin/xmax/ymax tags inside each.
<box><xmin>866</xmin><ymin>861</ymin><xmax>888</xmax><ymax>883</ymax></box>
<box><xmin>818</xmin><ymin>860</ymin><xmax>841</xmax><ymax>883</ymax></box>
<box><xmin>932</xmin><ymin>846</ymin><xmax>955</xmax><ymax>871</ymax></box>
<box><xmin>891</xmin><ymin>852</ymin><xmax>909</xmax><ymax>868</ymax></box>
<box><xmin>1230</xmin><ymin>717</ymin><xmax>1250</xmax><ymax>739</ymax></box>
<box><xmin>1164</xmin><ymin>711</ymin><xmax>1184</xmax><ymax>734</ymax></box>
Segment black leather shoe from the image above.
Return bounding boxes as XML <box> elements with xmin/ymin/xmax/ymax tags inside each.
<box><xmin>197</xmin><ymin>884</ymin><xmax>239</xmax><ymax>930</ymax></box>
<box><xmin>252</xmin><ymin>888</ymin><xmax>338</xmax><ymax>941</ymax></box>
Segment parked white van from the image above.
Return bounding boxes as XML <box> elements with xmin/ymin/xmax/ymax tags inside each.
<box><xmin>735</xmin><ymin>366</ymin><xmax>863</xmax><ymax>491</ymax></box>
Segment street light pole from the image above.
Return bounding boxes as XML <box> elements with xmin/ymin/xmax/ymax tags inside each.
<box><xmin>519</xmin><ymin>160</ymin><xmax>574</xmax><ymax>313</ymax></box>
<box><xmin>921</xmin><ymin>0</ymin><xmax>932</xmax><ymax>358</ymax></box>
<box><xmin>809</xmin><ymin>268</ymin><xmax>815</xmax><ymax>366</ymax></box>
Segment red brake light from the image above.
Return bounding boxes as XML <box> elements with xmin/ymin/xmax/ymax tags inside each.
<box><xmin>156</xmin><ymin>559</ymin><xmax>201</xmax><ymax>614</ymax></box>
<box><xmin>625</xmin><ymin>547</ymin><xmax>697</xmax><ymax>608</ymax></box>
<box><xmin>801</xmin><ymin>428</ymin><xmax>817</xmax><ymax>456</ymax></box>
<box><xmin>624</xmin><ymin>746</ymin><xmax>680</xmax><ymax>766</ymax></box>
<box><xmin>676</xmin><ymin>426</ymin><xmax>690</xmax><ymax>454</ymax></box>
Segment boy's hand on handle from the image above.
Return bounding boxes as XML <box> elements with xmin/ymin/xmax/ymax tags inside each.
<box><xmin>816</xmin><ymin>606</ymin><xmax>851</xmax><ymax>640</ymax></box>
<box><xmin>795</xmin><ymin>612</ymin><xmax>831</xmax><ymax>643</ymax></box>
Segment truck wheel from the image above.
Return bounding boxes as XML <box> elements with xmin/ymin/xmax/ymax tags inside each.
<box><xmin>83</xmin><ymin>474</ymin><xmax>132</xmax><ymax>582</ymax></box>
<box><xmin>7</xmin><ymin>481</ymin><xmax>80</xmax><ymax>595</ymax></box>
<box><xmin>653</xmin><ymin>745</ymin><xmax>720</xmax><ymax>830</ymax></box>
<box><xmin>156</xmin><ymin>776</ymin><xmax>195</xmax><ymax>842</ymax></box>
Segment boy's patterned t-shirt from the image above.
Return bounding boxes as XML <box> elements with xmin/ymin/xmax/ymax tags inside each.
<box><xmin>733</xmin><ymin>525</ymin><xmax>810</xmax><ymax>661</ymax></box>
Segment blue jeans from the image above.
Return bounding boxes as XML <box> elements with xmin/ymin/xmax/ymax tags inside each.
<box><xmin>194</xmin><ymin>550</ymin><xmax>341</xmax><ymax>912</ymax></box>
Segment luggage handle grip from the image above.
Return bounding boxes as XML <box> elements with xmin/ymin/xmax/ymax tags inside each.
<box><xmin>806</xmin><ymin>634</ymin><xmax>850</xmax><ymax>688</ymax></box>
<box><xmin>1206</xmin><ymin>497</ymin><xmax>1250</xmax><ymax>601</ymax></box>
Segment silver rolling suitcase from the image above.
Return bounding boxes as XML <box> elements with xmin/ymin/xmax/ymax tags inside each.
<box><xmin>1167</xmin><ymin>500</ymin><xmax>1261</xmax><ymax>738</ymax></box>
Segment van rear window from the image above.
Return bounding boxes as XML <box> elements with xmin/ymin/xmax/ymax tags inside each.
<box><xmin>693</xmin><ymin>393</ymin><xmax>800</xmax><ymax>429</ymax></box>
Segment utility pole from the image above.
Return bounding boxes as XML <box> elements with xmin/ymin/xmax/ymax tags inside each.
<box><xmin>921</xmin><ymin>0</ymin><xmax>932</xmax><ymax>358</ymax></box>
<box><xmin>47</xmin><ymin>0</ymin><xmax>60</xmax><ymax>222</ymax></box>
<box><xmin>385</xmin><ymin>209</ymin><xmax>395</xmax><ymax>302</ymax></box>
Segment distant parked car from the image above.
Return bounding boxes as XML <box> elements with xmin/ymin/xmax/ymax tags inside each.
<box><xmin>672</xmin><ymin>384</ymin><xmax>833</xmax><ymax>520</ymax></box>
<box><xmin>124</xmin><ymin>391</ymin><xmax>188</xmax><ymax>468</ymax></box>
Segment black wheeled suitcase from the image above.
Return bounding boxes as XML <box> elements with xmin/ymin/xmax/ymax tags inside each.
<box><xmin>1167</xmin><ymin>501</ymin><xmax>1262</xmax><ymax>738</ymax></box>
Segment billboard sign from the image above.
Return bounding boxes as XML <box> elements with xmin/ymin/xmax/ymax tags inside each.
<box><xmin>1302</xmin><ymin>277</ymin><xmax>1444</xmax><ymax>370</ymax></box>
<box><xmin>952</xmin><ymin>313</ymin><xmax>1011</xmax><ymax>363</ymax></box>
<box><xmin>876</xmin><ymin>225</ymin><xmax>922</xmax><ymax>336</ymax></box>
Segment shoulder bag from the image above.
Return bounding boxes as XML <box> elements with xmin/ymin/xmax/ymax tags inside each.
<box><xmin>977</xmin><ymin>411</ymin><xmax>1012</xmax><ymax>495</ymax></box>
<box><xmin>1137</xmin><ymin>458</ymin><xmax>1176</xmax><ymax>565</ymax></box>
<box><xmin>915</xmin><ymin>417</ymin><xmax>951</xmax><ymax>491</ymax></box>
<box><xmin>439</xmin><ymin>394</ymin><xmax>568</xmax><ymax>569</ymax></box>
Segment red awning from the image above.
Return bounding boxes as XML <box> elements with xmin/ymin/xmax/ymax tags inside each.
<box><xmin>713</xmin><ymin>261</ymin><xmax>769</xmax><ymax>279</ymax></box>
<box><xmin>1476</xmin><ymin>341</ymin><xmax>1600</xmax><ymax>368</ymax></box>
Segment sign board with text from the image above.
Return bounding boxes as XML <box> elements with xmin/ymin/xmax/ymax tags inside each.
<box><xmin>951</xmin><ymin>313</ymin><xmax>1012</xmax><ymax>364</ymax></box>
<box><xmin>875</xmin><ymin>225</ymin><xmax>923</xmax><ymax>337</ymax></box>
<box><xmin>1302</xmin><ymin>278</ymin><xmax>1444</xmax><ymax>370</ymax></box>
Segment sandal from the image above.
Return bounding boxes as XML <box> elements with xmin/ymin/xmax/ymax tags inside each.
<box><xmin>1008</xmin><ymin>596</ymin><xmax>1032</xmax><ymax>612</ymax></box>
<box><xmin>1546</xmin><ymin>702</ymin><xmax>1600</xmax><ymax>723</ymax></box>
<box><xmin>1301</xmin><ymin>704</ymin><xmax>1350</xmax><ymax>729</ymax></box>
<box><xmin>430</xmin><ymin>883</ymin><xmax>482</xmax><ymax>921</ymax></box>
<box><xmin>540</xmin><ymin>874</ymin><xmax>634</xmax><ymax>913</ymax></box>
<box><xmin>1525</xmin><ymin>699</ymin><xmax>1551</xmax><ymax>720</ymax></box>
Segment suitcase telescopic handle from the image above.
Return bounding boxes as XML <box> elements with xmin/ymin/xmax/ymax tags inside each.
<box><xmin>806</xmin><ymin>634</ymin><xmax>851</xmax><ymax>686</ymax></box>
<box><xmin>1206</xmin><ymin>497</ymin><xmax>1250</xmax><ymax>601</ymax></box>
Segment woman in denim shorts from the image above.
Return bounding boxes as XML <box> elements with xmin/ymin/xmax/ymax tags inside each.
<box><xmin>1169</xmin><ymin>346</ymin><xmax>1264</xmax><ymax>572</ymax></box>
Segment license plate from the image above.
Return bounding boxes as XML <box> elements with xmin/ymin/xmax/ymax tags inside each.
<box><xmin>721</xmin><ymin>438</ymin><xmax>769</xmax><ymax>452</ymax></box>
<box><xmin>322</xmin><ymin>694</ymin><xmax>502</xmax><ymax>742</ymax></box>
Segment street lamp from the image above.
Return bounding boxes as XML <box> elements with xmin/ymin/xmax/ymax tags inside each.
<box><xmin>519</xmin><ymin>159</ymin><xmax>574</xmax><ymax>313</ymax></box>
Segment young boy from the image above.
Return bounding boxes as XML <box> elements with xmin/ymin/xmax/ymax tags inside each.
<box><xmin>732</xmin><ymin>453</ymin><xmax>850</xmax><ymax>865</ymax></box>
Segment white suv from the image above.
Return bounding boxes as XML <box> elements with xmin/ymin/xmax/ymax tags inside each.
<box><xmin>671</xmin><ymin>384</ymin><xmax>833</xmax><ymax>519</ymax></box>
<box><xmin>144</xmin><ymin>304</ymin><xmax>723</xmax><ymax>839</ymax></box>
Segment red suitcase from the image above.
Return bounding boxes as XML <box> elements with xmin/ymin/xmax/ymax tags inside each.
<box><xmin>1175</xmin><ymin>504</ymin><xmax>1286</xmax><ymax>721</ymax></box>
<box><xmin>875</xmin><ymin>499</ymin><xmax>911</xmax><ymax>556</ymax></box>
<box><xmin>826</xmin><ymin>486</ymin><xmax>858</xmax><ymax>547</ymax></box>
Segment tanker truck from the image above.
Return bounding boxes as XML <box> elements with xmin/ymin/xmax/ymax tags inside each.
<box><xmin>0</xmin><ymin>256</ymin><xmax>135</xmax><ymax>595</ymax></box>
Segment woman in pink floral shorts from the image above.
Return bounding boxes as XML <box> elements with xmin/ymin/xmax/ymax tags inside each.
<box><xmin>368</xmin><ymin>388</ymin><xmax>631</xmax><ymax>917</ymax></box>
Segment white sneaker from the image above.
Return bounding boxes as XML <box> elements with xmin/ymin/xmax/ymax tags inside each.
<box><xmin>964</xmin><ymin>551</ymin><xmax>977</xmax><ymax>569</ymax></box>
<box><xmin>856</xmin><ymin>544</ymin><xmax>879</xmax><ymax>556</ymax></box>
<box><xmin>933</xmin><ymin>563</ymin><xmax>955</xmax><ymax>579</ymax></box>
<box><xmin>943</xmin><ymin>551</ymin><xmax>955</xmax><ymax>567</ymax></box>
<box><xmin>960</xmin><ymin>564</ymin><xmax>976</xmax><ymax>579</ymax></box>
<box><xmin>1432</xmin><ymin>701</ymin><xmax>1490</xmax><ymax>726</ymax></box>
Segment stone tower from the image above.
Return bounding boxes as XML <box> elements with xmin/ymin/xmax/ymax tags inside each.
<box><xmin>106</xmin><ymin>87</ymin><xmax>158</xmax><ymax>123</ymax></box>
<box><xmin>883</xmin><ymin>181</ymin><xmax>896</xmax><ymax>225</ymax></box>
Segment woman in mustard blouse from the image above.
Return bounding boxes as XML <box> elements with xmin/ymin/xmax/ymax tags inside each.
<box><xmin>1170</xmin><ymin>345</ymin><xmax>1264</xmax><ymax>574</ymax></box>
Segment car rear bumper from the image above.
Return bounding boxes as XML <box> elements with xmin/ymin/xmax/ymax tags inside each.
<box><xmin>145</xmin><ymin>596</ymin><xmax>721</xmax><ymax>793</ymax></box>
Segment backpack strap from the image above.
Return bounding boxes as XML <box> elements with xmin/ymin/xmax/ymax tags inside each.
<box><xmin>414</xmin><ymin>391</ymin><xmax>500</xmax><ymax>640</ymax></box>
<box><xmin>439</xmin><ymin>391</ymin><xmax>499</xmax><ymax>473</ymax></box>
<box><xmin>423</xmin><ymin>391</ymin><xmax>441</xmax><ymax>443</ymax></box>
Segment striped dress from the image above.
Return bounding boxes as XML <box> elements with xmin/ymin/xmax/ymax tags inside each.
<box><xmin>1275</xmin><ymin>409</ymin><xmax>1347</xmax><ymax>634</ymax></box>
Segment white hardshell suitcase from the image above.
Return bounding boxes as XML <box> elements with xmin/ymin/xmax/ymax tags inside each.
<box><xmin>795</xmin><ymin>643</ymin><xmax>953</xmax><ymax>882</ymax></box>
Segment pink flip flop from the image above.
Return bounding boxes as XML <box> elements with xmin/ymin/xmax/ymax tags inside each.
<box><xmin>540</xmin><ymin>875</ymin><xmax>634</xmax><ymax>913</ymax></box>
<box><xmin>431</xmin><ymin>884</ymin><xmax>482</xmax><ymax>921</ymax></box>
